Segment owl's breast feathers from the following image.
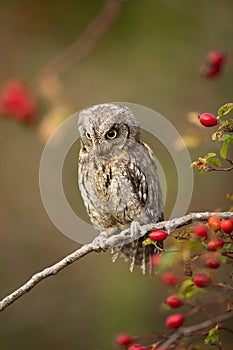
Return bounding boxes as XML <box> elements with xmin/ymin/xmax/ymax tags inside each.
<box><xmin>78</xmin><ymin>151</ymin><xmax>148</xmax><ymax>231</ymax></box>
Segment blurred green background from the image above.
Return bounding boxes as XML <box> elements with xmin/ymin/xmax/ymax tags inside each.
<box><xmin>0</xmin><ymin>0</ymin><xmax>232</xmax><ymax>349</ymax></box>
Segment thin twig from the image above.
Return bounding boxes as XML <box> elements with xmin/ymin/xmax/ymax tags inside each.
<box><xmin>0</xmin><ymin>244</ymin><xmax>93</xmax><ymax>312</ymax></box>
<box><xmin>40</xmin><ymin>0</ymin><xmax>128</xmax><ymax>78</ymax></box>
<box><xmin>226</xmin><ymin>158</ymin><xmax>233</xmax><ymax>165</ymax></box>
<box><xmin>205</xmin><ymin>165</ymin><xmax>233</xmax><ymax>172</ymax></box>
<box><xmin>0</xmin><ymin>211</ymin><xmax>232</xmax><ymax>312</ymax></box>
<box><xmin>219</xmin><ymin>326</ymin><xmax>233</xmax><ymax>335</ymax></box>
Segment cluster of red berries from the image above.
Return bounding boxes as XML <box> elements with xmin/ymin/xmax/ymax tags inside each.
<box><xmin>192</xmin><ymin>216</ymin><xmax>232</xmax><ymax>275</ymax></box>
<box><xmin>116</xmin><ymin>217</ymin><xmax>232</xmax><ymax>346</ymax></box>
<box><xmin>153</xmin><ymin>217</ymin><xmax>232</xmax><ymax>331</ymax></box>
<box><xmin>194</xmin><ymin>216</ymin><xmax>233</xmax><ymax>239</ymax></box>
<box><xmin>165</xmin><ymin>296</ymin><xmax>185</xmax><ymax>329</ymax></box>
<box><xmin>200</xmin><ymin>50</ymin><xmax>226</xmax><ymax>78</ymax></box>
<box><xmin>0</xmin><ymin>80</ymin><xmax>37</xmax><ymax>123</ymax></box>
<box><xmin>148</xmin><ymin>228</ymin><xmax>199</xmax><ymax>329</ymax></box>
<box><xmin>193</xmin><ymin>216</ymin><xmax>232</xmax><ymax>278</ymax></box>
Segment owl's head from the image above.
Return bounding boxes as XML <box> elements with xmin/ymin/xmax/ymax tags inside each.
<box><xmin>77</xmin><ymin>103</ymin><xmax>140</xmax><ymax>154</ymax></box>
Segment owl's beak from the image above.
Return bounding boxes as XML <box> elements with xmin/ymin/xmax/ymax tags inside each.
<box><xmin>94</xmin><ymin>140</ymin><xmax>110</xmax><ymax>157</ymax></box>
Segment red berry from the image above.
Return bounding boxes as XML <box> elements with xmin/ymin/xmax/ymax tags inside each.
<box><xmin>198</xmin><ymin>113</ymin><xmax>218</xmax><ymax>127</ymax></box>
<box><xmin>207</xmin><ymin>50</ymin><xmax>226</xmax><ymax>67</ymax></box>
<box><xmin>194</xmin><ymin>223</ymin><xmax>209</xmax><ymax>239</ymax></box>
<box><xmin>205</xmin><ymin>257</ymin><xmax>220</xmax><ymax>269</ymax></box>
<box><xmin>208</xmin><ymin>238</ymin><xmax>224</xmax><ymax>251</ymax></box>
<box><xmin>150</xmin><ymin>254</ymin><xmax>162</xmax><ymax>267</ymax></box>
<box><xmin>208</xmin><ymin>216</ymin><xmax>221</xmax><ymax>231</ymax></box>
<box><xmin>149</xmin><ymin>230</ymin><xmax>168</xmax><ymax>242</ymax></box>
<box><xmin>193</xmin><ymin>273</ymin><xmax>212</xmax><ymax>287</ymax></box>
<box><xmin>0</xmin><ymin>80</ymin><xmax>36</xmax><ymax>123</ymax></box>
<box><xmin>128</xmin><ymin>345</ymin><xmax>141</xmax><ymax>350</ymax></box>
<box><xmin>203</xmin><ymin>64</ymin><xmax>221</xmax><ymax>78</ymax></box>
<box><xmin>221</xmin><ymin>219</ymin><xmax>233</xmax><ymax>234</ymax></box>
<box><xmin>116</xmin><ymin>333</ymin><xmax>132</xmax><ymax>346</ymax></box>
<box><xmin>166</xmin><ymin>313</ymin><xmax>185</xmax><ymax>329</ymax></box>
<box><xmin>166</xmin><ymin>296</ymin><xmax>183</xmax><ymax>308</ymax></box>
<box><xmin>161</xmin><ymin>272</ymin><xmax>179</xmax><ymax>286</ymax></box>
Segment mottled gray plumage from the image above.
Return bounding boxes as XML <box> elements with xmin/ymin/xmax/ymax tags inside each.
<box><xmin>77</xmin><ymin>103</ymin><xmax>164</xmax><ymax>272</ymax></box>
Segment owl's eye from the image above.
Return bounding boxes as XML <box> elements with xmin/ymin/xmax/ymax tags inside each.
<box><xmin>106</xmin><ymin>129</ymin><xmax>118</xmax><ymax>140</ymax></box>
<box><xmin>85</xmin><ymin>132</ymin><xmax>92</xmax><ymax>140</ymax></box>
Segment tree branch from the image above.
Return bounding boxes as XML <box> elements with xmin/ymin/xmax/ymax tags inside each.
<box><xmin>0</xmin><ymin>244</ymin><xmax>93</xmax><ymax>312</ymax></box>
<box><xmin>40</xmin><ymin>0</ymin><xmax>128</xmax><ymax>78</ymax></box>
<box><xmin>0</xmin><ymin>211</ymin><xmax>232</xmax><ymax>313</ymax></box>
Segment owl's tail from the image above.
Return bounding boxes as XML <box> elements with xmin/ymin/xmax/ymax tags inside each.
<box><xmin>111</xmin><ymin>215</ymin><xmax>164</xmax><ymax>274</ymax></box>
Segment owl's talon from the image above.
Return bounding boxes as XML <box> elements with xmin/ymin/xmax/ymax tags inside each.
<box><xmin>130</xmin><ymin>221</ymin><xmax>141</xmax><ymax>242</ymax></box>
<box><xmin>92</xmin><ymin>234</ymin><xmax>108</xmax><ymax>251</ymax></box>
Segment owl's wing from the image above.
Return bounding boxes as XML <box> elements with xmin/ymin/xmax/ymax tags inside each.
<box><xmin>127</xmin><ymin>162</ymin><xmax>148</xmax><ymax>206</ymax></box>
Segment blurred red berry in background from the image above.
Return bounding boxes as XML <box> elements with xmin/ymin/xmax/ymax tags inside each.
<box><xmin>166</xmin><ymin>295</ymin><xmax>183</xmax><ymax>308</ymax></box>
<box><xmin>150</xmin><ymin>253</ymin><xmax>162</xmax><ymax>267</ymax></box>
<box><xmin>200</xmin><ymin>50</ymin><xmax>226</xmax><ymax>79</ymax></box>
<box><xmin>193</xmin><ymin>273</ymin><xmax>212</xmax><ymax>287</ymax></box>
<box><xmin>207</xmin><ymin>50</ymin><xmax>226</xmax><ymax>66</ymax></box>
<box><xmin>116</xmin><ymin>333</ymin><xmax>133</xmax><ymax>346</ymax></box>
<box><xmin>205</xmin><ymin>257</ymin><xmax>221</xmax><ymax>269</ymax></box>
<box><xmin>208</xmin><ymin>237</ymin><xmax>224</xmax><ymax>251</ymax></box>
<box><xmin>0</xmin><ymin>80</ymin><xmax>37</xmax><ymax>123</ymax></box>
<box><xmin>161</xmin><ymin>272</ymin><xmax>180</xmax><ymax>286</ymax></box>
<box><xmin>194</xmin><ymin>223</ymin><xmax>209</xmax><ymax>238</ymax></box>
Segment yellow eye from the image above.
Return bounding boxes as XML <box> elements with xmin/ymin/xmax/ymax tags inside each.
<box><xmin>106</xmin><ymin>129</ymin><xmax>118</xmax><ymax>140</ymax></box>
<box><xmin>85</xmin><ymin>132</ymin><xmax>92</xmax><ymax>140</ymax></box>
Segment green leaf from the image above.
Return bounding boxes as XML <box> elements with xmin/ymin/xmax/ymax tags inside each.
<box><xmin>219</xmin><ymin>134</ymin><xmax>233</xmax><ymax>159</ymax></box>
<box><xmin>219</xmin><ymin>255</ymin><xmax>228</xmax><ymax>263</ymax></box>
<box><xmin>198</xmin><ymin>167</ymin><xmax>205</xmax><ymax>174</ymax></box>
<box><xmin>204</xmin><ymin>152</ymin><xmax>216</xmax><ymax>160</ymax></box>
<box><xmin>220</xmin><ymin>139</ymin><xmax>231</xmax><ymax>159</ymax></box>
<box><xmin>185</xmin><ymin>240</ymin><xmax>204</xmax><ymax>251</ymax></box>
<box><xmin>218</xmin><ymin>102</ymin><xmax>233</xmax><ymax>117</ymax></box>
<box><xmin>208</xmin><ymin>157</ymin><xmax>221</xmax><ymax>167</ymax></box>
<box><xmin>157</xmin><ymin>252</ymin><xmax>178</xmax><ymax>272</ymax></box>
<box><xmin>219</xmin><ymin>134</ymin><xmax>233</xmax><ymax>142</ymax></box>
<box><xmin>178</xmin><ymin>279</ymin><xmax>195</xmax><ymax>298</ymax></box>
<box><xmin>203</xmin><ymin>153</ymin><xmax>221</xmax><ymax>167</ymax></box>
<box><xmin>222</xmin><ymin>243</ymin><xmax>233</xmax><ymax>252</ymax></box>
<box><xmin>204</xmin><ymin>326</ymin><xmax>220</xmax><ymax>345</ymax></box>
<box><xmin>142</xmin><ymin>237</ymin><xmax>154</xmax><ymax>247</ymax></box>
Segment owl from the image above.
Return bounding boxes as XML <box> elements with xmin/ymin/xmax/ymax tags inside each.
<box><xmin>77</xmin><ymin>103</ymin><xmax>164</xmax><ymax>273</ymax></box>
